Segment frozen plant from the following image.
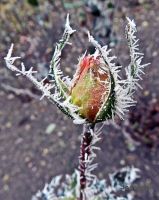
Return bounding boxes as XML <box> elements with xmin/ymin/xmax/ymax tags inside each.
<box><xmin>4</xmin><ymin>14</ymin><xmax>148</xmax><ymax>200</ymax></box>
<box><xmin>32</xmin><ymin>167</ymin><xmax>140</xmax><ymax>200</ymax></box>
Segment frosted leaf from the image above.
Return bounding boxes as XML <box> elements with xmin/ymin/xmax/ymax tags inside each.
<box><xmin>109</xmin><ymin>166</ymin><xmax>140</xmax><ymax>191</ymax></box>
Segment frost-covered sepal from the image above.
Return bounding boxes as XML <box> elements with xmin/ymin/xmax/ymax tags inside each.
<box><xmin>49</xmin><ymin>14</ymin><xmax>76</xmax><ymax>99</ymax></box>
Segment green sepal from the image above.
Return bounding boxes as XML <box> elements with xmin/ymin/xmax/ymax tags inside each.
<box><xmin>50</xmin><ymin>58</ymin><xmax>70</xmax><ymax>100</ymax></box>
<box><xmin>50</xmin><ymin>14</ymin><xmax>75</xmax><ymax>101</ymax></box>
<box><xmin>95</xmin><ymin>72</ymin><xmax>116</xmax><ymax>122</ymax></box>
<box><xmin>54</xmin><ymin>99</ymin><xmax>74</xmax><ymax>119</ymax></box>
<box><xmin>58</xmin><ymin>77</ymin><xmax>70</xmax><ymax>97</ymax></box>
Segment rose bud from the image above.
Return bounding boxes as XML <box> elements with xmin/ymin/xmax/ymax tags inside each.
<box><xmin>70</xmin><ymin>55</ymin><xmax>111</xmax><ymax>122</ymax></box>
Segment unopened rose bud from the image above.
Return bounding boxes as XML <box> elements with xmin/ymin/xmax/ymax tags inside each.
<box><xmin>70</xmin><ymin>55</ymin><xmax>111</xmax><ymax>122</ymax></box>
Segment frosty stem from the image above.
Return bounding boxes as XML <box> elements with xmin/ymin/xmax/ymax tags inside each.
<box><xmin>79</xmin><ymin>123</ymin><xmax>95</xmax><ymax>200</ymax></box>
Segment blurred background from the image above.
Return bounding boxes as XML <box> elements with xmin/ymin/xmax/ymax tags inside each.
<box><xmin>0</xmin><ymin>0</ymin><xmax>159</xmax><ymax>200</ymax></box>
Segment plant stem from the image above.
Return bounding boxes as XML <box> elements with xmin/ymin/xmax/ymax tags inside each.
<box><xmin>79</xmin><ymin>123</ymin><xmax>95</xmax><ymax>200</ymax></box>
